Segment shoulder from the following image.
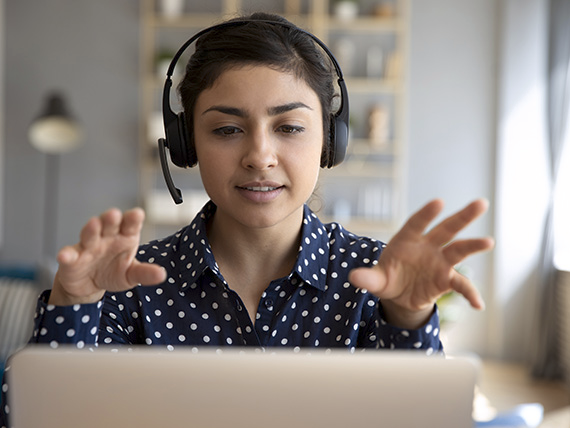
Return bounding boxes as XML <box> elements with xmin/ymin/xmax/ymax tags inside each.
<box><xmin>304</xmin><ymin>206</ymin><xmax>385</xmax><ymax>269</ymax></box>
<box><xmin>136</xmin><ymin>227</ymin><xmax>187</xmax><ymax>262</ymax></box>
<box><xmin>137</xmin><ymin>201</ymin><xmax>215</xmax><ymax>263</ymax></box>
<box><xmin>327</xmin><ymin>222</ymin><xmax>385</xmax><ymax>269</ymax></box>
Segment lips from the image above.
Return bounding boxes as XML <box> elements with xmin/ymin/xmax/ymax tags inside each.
<box><xmin>236</xmin><ymin>181</ymin><xmax>285</xmax><ymax>202</ymax></box>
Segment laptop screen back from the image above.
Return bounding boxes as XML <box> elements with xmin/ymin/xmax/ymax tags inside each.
<box><xmin>7</xmin><ymin>346</ymin><xmax>478</xmax><ymax>428</ymax></box>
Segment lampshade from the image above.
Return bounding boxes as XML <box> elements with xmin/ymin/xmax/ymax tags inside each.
<box><xmin>28</xmin><ymin>92</ymin><xmax>83</xmax><ymax>154</ymax></box>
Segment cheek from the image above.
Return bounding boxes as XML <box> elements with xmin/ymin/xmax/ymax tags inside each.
<box><xmin>292</xmin><ymin>141</ymin><xmax>322</xmax><ymax>188</ymax></box>
<box><xmin>197</xmin><ymin>163</ymin><xmax>224</xmax><ymax>204</ymax></box>
<box><xmin>195</xmin><ymin>144</ymin><xmax>225</xmax><ymax>195</ymax></box>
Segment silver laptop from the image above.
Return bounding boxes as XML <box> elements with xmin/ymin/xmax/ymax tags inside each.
<box><xmin>7</xmin><ymin>346</ymin><xmax>479</xmax><ymax>428</ymax></box>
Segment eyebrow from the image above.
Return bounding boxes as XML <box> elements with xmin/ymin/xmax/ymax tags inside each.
<box><xmin>201</xmin><ymin>102</ymin><xmax>313</xmax><ymax>117</ymax></box>
<box><xmin>268</xmin><ymin>102</ymin><xmax>313</xmax><ymax>116</ymax></box>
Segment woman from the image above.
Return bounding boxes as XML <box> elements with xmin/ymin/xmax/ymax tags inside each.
<box><xmin>1</xmin><ymin>12</ymin><xmax>492</xmax><ymax>424</ymax></box>
<box><xmin>34</xmin><ymin>12</ymin><xmax>493</xmax><ymax>348</ymax></box>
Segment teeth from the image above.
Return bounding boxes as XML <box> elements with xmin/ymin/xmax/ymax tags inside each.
<box><xmin>244</xmin><ymin>186</ymin><xmax>278</xmax><ymax>192</ymax></box>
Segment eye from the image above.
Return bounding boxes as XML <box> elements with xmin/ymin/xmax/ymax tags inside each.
<box><xmin>212</xmin><ymin>126</ymin><xmax>242</xmax><ymax>137</ymax></box>
<box><xmin>278</xmin><ymin>125</ymin><xmax>305</xmax><ymax>134</ymax></box>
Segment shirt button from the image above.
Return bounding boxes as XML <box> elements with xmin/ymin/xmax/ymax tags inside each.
<box><xmin>264</xmin><ymin>299</ymin><xmax>274</xmax><ymax>309</ymax></box>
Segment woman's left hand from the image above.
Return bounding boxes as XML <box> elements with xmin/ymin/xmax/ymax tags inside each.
<box><xmin>348</xmin><ymin>199</ymin><xmax>494</xmax><ymax>329</ymax></box>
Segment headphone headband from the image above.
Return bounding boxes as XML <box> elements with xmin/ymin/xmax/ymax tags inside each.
<box><xmin>159</xmin><ymin>18</ymin><xmax>350</xmax><ymax>204</ymax></box>
<box><xmin>166</xmin><ymin>20</ymin><xmax>346</xmax><ymax>81</ymax></box>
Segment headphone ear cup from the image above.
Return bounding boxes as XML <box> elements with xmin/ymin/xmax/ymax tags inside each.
<box><xmin>332</xmin><ymin>114</ymin><xmax>348</xmax><ymax>166</ymax></box>
<box><xmin>178</xmin><ymin>112</ymin><xmax>197</xmax><ymax>167</ymax></box>
<box><xmin>164</xmin><ymin>112</ymin><xmax>188</xmax><ymax>168</ymax></box>
<box><xmin>165</xmin><ymin>112</ymin><xmax>196</xmax><ymax>168</ymax></box>
<box><xmin>321</xmin><ymin>114</ymin><xmax>348</xmax><ymax>168</ymax></box>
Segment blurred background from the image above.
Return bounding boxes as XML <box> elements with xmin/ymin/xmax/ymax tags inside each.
<box><xmin>0</xmin><ymin>0</ymin><xmax>569</xmax><ymax>395</ymax></box>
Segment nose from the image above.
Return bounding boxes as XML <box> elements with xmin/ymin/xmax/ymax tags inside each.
<box><xmin>241</xmin><ymin>129</ymin><xmax>278</xmax><ymax>170</ymax></box>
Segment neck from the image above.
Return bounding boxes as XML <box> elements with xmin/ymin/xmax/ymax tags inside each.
<box><xmin>207</xmin><ymin>207</ymin><xmax>303</xmax><ymax>280</ymax></box>
<box><xmin>206</xmin><ymin>206</ymin><xmax>304</xmax><ymax>321</ymax></box>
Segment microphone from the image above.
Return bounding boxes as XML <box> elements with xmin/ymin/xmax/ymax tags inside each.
<box><xmin>158</xmin><ymin>137</ymin><xmax>183</xmax><ymax>204</ymax></box>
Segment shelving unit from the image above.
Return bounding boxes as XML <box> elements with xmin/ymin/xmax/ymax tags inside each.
<box><xmin>139</xmin><ymin>0</ymin><xmax>409</xmax><ymax>242</ymax></box>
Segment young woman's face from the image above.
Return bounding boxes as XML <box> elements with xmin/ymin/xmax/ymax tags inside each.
<box><xmin>193</xmin><ymin>65</ymin><xmax>324</xmax><ymax>231</ymax></box>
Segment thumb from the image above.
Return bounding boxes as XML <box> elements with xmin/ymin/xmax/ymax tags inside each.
<box><xmin>126</xmin><ymin>262</ymin><xmax>167</xmax><ymax>287</ymax></box>
<box><xmin>57</xmin><ymin>245</ymin><xmax>80</xmax><ymax>265</ymax></box>
<box><xmin>348</xmin><ymin>266</ymin><xmax>388</xmax><ymax>296</ymax></box>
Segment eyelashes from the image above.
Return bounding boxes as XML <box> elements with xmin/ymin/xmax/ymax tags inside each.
<box><xmin>211</xmin><ymin>125</ymin><xmax>306</xmax><ymax>137</ymax></box>
<box><xmin>212</xmin><ymin>126</ymin><xmax>241</xmax><ymax>136</ymax></box>
<box><xmin>279</xmin><ymin>125</ymin><xmax>305</xmax><ymax>134</ymax></box>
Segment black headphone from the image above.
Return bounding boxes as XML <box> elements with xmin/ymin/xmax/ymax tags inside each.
<box><xmin>158</xmin><ymin>19</ymin><xmax>349</xmax><ymax>204</ymax></box>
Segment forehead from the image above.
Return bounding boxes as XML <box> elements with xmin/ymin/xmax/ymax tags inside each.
<box><xmin>197</xmin><ymin>64</ymin><xmax>320</xmax><ymax>107</ymax></box>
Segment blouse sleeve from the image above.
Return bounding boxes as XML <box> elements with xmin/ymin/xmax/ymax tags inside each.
<box><xmin>29</xmin><ymin>290</ymin><xmax>104</xmax><ymax>348</ymax></box>
<box><xmin>375</xmin><ymin>302</ymin><xmax>443</xmax><ymax>354</ymax></box>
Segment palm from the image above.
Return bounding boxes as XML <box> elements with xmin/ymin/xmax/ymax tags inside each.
<box><xmin>53</xmin><ymin>208</ymin><xmax>165</xmax><ymax>304</ymax></box>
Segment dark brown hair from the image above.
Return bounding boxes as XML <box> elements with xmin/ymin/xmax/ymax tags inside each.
<box><xmin>177</xmin><ymin>12</ymin><xmax>337</xmax><ymax>165</ymax></box>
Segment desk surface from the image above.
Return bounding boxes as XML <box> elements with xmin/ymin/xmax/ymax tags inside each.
<box><xmin>476</xmin><ymin>360</ymin><xmax>570</xmax><ymax>427</ymax></box>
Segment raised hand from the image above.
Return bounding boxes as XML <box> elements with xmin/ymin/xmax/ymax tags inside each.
<box><xmin>49</xmin><ymin>208</ymin><xmax>166</xmax><ymax>306</ymax></box>
<box><xmin>348</xmin><ymin>199</ymin><xmax>494</xmax><ymax>329</ymax></box>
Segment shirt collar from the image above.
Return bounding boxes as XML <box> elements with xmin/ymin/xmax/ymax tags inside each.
<box><xmin>177</xmin><ymin>201</ymin><xmax>221</xmax><ymax>289</ymax></box>
<box><xmin>181</xmin><ymin>201</ymin><xmax>331</xmax><ymax>291</ymax></box>
<box><xmin>290</xmin><ymin>205</ymin><xmax>331</xmax><ymax>291</ymax></box>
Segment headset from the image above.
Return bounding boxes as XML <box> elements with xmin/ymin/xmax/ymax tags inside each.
<box><xmin>158</xmin><ymin>19</ymin><xmax>350</xmax><ymax>204</ymax></box>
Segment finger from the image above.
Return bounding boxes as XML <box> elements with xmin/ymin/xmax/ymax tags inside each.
<box><xmin>79</xmin><ymin>216</ymin><xmax>102</xmax><ymax>250</ymax></box>
<box><xmin>126</xmin><ymin>262</ymin><xmax>167</xmax><ymax>287</ymax></box>
<box><xmin>348</xmin><ymin>266</ymin><xmax>388</xmax><ymax>297</ymax></box>
<box><xmin>395</xmin><ymin>199</ymin><xmax>445</xmax><ymax>238</ymax></box>
<box><xmin>120</xmin><ymin>207</ymin><xmax>145</xmax><ymax>237</ymax></box>
<box><xmin>450</xmin><ymin>271</ymin><xmax>485</xmax><ymax>310</ymax></box>
<box><xmin>100</xmin><ymin>208</ymin><xmax>122</xmax><ymax>237</ymax></box>
<box><xmin>443</xmin><ymin>237</ymin><xmax>495</xmax><ymax>266</ymax></box>
<box><xmin>426</xmin><ymin>199</ymin><xmax>489</xmax><ymax>246</ymax></box>
<box><xmin>57</xmin><ymin>245</ymin><xmax>80</xmax><ymax>265</ymax></box>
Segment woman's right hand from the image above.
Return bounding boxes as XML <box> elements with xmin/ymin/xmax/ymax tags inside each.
<box><xmin>48</xmin><ymin>207</ymin><xmax>167</xmax><ymax>306</ymax></box>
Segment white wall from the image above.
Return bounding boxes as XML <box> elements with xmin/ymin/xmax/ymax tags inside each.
<box><xmin>408</xmin><ymin>0</ymin><xmax>498</xmax><ymax>356</ymax></box>
<box><xmin>493</xmin><ymin>0</ymin><xmax>549</xmax><ymax>362</ymax></box>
